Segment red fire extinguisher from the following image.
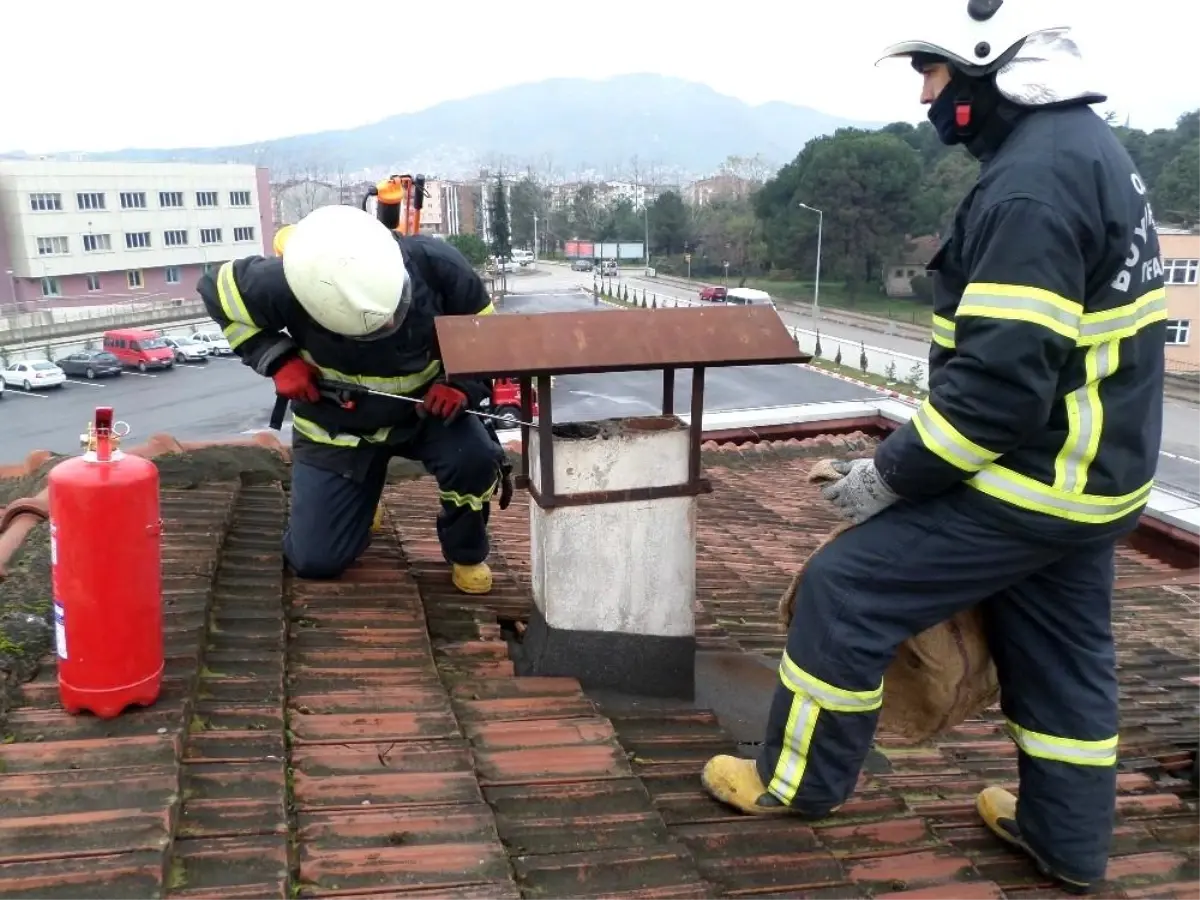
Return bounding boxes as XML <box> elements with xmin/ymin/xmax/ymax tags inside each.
<box><xmin>48</xmin><ymin>406</ymin><xmax>164</xmax><ymax>718</ymax></box>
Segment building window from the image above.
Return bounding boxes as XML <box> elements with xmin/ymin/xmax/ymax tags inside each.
<box><xmin>127</xmin><ymin>270</ymin><xmax>144</xmax><ymax>289</ymax></box>
<box><xmin>41</xmin><ymin>277</ymin><xmax>60</xmax><ymax>297</ymax></box>
<box><xmin>164</xmin><ymin>229</ymin><xmax>189</xmax><ymax>246</ymax></box>
<box><xmin>159</xmin><ymin>191</ymin><xmax>184</xmax><ymax>208</ymax></box>
<box><xmin>125</xmin><ymin>231</ymin><xmax>152</xmax><ymax>249</ymax></box>
<box><xmin>77</xmin><ymin>192</ymin><xmax>106</xmax><ymax>211</ymax></box>
<box><xmin>165</xmin><ymin>266</ymin><xmax>181</xmax><ymax>284</ymax></box>
<box><xmin>1164</xmin><ymin>258</ymin><xmax>1199</xmax><ymax>285</ymax></box>
<box><xmin>233</xmin><ymin>226</ymin><xmax>256</xmax><ymax>242</ymax></box>
<box><xmin>196</xmin><ymin>191</ymin><xmax>219</xmax><ymax>207</ymax></box>
<box><xmin>83</xmin><ymin>233</ymin><xmax>112</xmax><ymax>252</ymax></box>
<box><xmin>36</xmin><ymin>236</ymin><xmax>70</xmax><ymax>256</ymax></box>
<box><xmin>29</xmin><ymin>193</ymin><xmax>62</xmax><ymax>212</ymax></box>
<box><xmin>200</xmin><ymin>228</ymin><xmax>222</xmax><ymax>244</ymax></box>
<box><xmin>120</xmin><ymin>191</ymin><xmax>147</xmax><ymax>209</ymax></box>
<box><xmin>230</xmin><ymin>190</ymin><xmax>252</xmax><ymax>206</ymax></box>
<box><xmin>1166</xmin><ymin>319</ymin><xmax>1191</xmax><ymax>345</ymax></box>
<box><xmin>86</xmin><ymin>274</ymin><xmax>102</xmax><ymax>292</ymax></box>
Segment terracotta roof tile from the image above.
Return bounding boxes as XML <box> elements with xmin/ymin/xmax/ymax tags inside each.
<box><xmin>0</xmin><ymin>434</ymin><xmax>1196</xmax><ymax>898</ymax></box>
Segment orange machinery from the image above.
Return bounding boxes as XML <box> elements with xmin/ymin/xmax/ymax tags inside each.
<box><xmin>363</xmin><ymin>174</ymin><xmax>428</xmax><ymax>235</ymax></box>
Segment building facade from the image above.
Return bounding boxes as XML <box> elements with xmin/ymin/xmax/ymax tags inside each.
<box><xmin>0</xmin><ymin>161</ymin><xmax>273</xmax><ymax>307</ymax></box>
<box><xmin>1160</xmin><ymin>228</ymin><xmax>1199</xmax><ymax>376</ymax></box>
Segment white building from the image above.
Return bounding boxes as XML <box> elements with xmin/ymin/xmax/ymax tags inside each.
<box><xmin>0</xmin><ymin>160</ymin><xmax>273</xmax><ymax>307</ymax></box>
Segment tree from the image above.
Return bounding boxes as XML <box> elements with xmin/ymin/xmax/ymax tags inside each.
<box><xmin>648</xmin><ymin>191</ymin><xmax>690</xmax><ymax>254</ymax></box>
<box><xmin>570</xmin><ymin>185</ymin><xmax>606</xmax><ymax>239</ymax></box>
<box><xmin>446</xmin><ymin>233</ymin><xmax>489</xmax><ymax>267</ymax></box>
<box><xmin>508</xmin><ymin>177</ymin><xmax>547</xmax><ymax>250</ymax></box>
<box><xmin>489</xmin><ymin>177</ymin><xmax>512</xmax><ymax>260</ymax></box>
<box><xmin>912</xmin><ymin>149</ymin><xmax>978</xmax><ymax>236</ymax></box>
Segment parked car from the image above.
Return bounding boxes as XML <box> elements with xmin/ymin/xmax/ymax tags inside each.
<box><xmin>488</xmin><ymin>377</ymin><xmax>539</xmax><ymax>427</ymax></box>
<box><xmin>102</xmin><ymin>328</ymin><xmax>175</xmax><ymax>372</ymax></box>
<box><xmin>191</xmin><ymin>331</ymin><xmax>233</xmax><ymax>355</ymax></box>
<box><xmin>724</xmin><ymin>287</ymin><xmax>777</xmax><ymax>309</ymax></box>
<box><xmin>55</xmin><ymin>350</ymin><xmax>125</xmax><ymax>379</ymax></box>
<box><xmin>699</xmin><ymin>286</ymin><xmax>727</xmax><ymax>302</ymax></box>
<box><xmin>599</xmin><ymin>260</ymin><xmax>618</xmax><ymax>277</ymax></box>
<box><xmin>570</xmin><ymin>259</ymin><xmax>594</xmax><ymax>272</ymax></box>
<box><xmin>164</xmin><ymin>336</ymin><xmax>211</xmax><ymax>363</ymax></box>
<box><xmin>2</xmin><ymin>360</ymin><xmax>67</xmax><ymax>391</ymax></box>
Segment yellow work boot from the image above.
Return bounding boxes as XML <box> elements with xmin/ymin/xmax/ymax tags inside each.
<box><xmin>370</xmin><ymin>504</ymin><xmax>385</xmax><ymax>533</ymax></box>
<box><xmin>701</xmin><ymin>755</ymin><xmax>798</xmax><ymax>816</ymax></box>
<box><xmin>452</xmin><ymin>562</ymin><xmax>493</xmax><ymax>595</ymax></box>
<box><xmin>977</xmin><ymin>787</ymin><xmax>1095</xmax><ymax>895</ymax></box>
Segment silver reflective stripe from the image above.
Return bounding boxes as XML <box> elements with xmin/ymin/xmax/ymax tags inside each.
<box><xmin>932</xmin><ymin>315</ymin><xmax>955</xmax><ymax>348</ymax></box>
<box><xmin>1008</xmin><ymin>721</ymin><xmax>1118</xmax><ymax>766</ymax></box>
<box><xmin>1077</xmin><ymin>289</ymin><xmax>1168</xmax><ymax>345</ymax></box>
<box><xmin>912</xmin><ymin>402</ymin><xmax>999</xmax><ymax>473</ymax></box>
<box><xmin>969</xmin><ymin>466</ymin><xmax>1153</xmax><ymax>522</ymax></box>
<box><xmin>1055</xmin><ymin>340</ymin><xmax>1119</xmax><ymax>492</ymax></box>
<box><xmin>780</xmin><ymin>654</ymin><xmax>882</xmax><ymax>712</ymax></box>
<box><xmin>958</xmin><ymin>284</ymin><xmax>1082</xmax><ymax>339</ymax></box>
<box><xmin>768</xmin><ymin>693</ymin><xmax>819</xmax><ymax>803</ymax></box>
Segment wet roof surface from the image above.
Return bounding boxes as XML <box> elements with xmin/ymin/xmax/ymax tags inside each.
<box><xmin>0</xmin><ymin>437</ymin><xmax>1197</xmax><ymax>899</ymax></box>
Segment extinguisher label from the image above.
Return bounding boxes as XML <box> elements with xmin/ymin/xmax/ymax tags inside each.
<box><xmin>54</xmin><ymin>603</ymin><xmax>67</xmax><ymax>660</ymax></box>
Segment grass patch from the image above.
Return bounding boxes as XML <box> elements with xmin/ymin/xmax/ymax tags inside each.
<box><xmin>806</xmin><ymin>356</ymin><xmax>929</xmax><ymax>402</ymax></box>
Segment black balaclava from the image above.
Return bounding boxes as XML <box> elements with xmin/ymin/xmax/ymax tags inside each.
<box><xmin>911</xmin><ymin>52</ymin><xmax>1022</xmax><ymax>159</ymax></box>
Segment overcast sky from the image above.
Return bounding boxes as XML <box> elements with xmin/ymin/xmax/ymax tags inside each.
<box><xmin>2</xmin><ymin>0</ymin><xmax>1196</xmax><ymax>154</ymax></box>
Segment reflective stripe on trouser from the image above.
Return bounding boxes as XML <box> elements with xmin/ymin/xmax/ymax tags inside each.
<box><xmin>756</xmin><ymin>490</ymin><xmax>1120</xmax><ymax>882</ymax></box>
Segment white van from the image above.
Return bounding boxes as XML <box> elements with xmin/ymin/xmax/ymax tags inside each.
<box><xmin>724</xmin><ymin>287</ymin><xmax>776</xmax><ymax>309</ymax></box>
<box><xmin>511</xmin><ymin>249</ymin><xmax>534</xmax><ymax>266</ymax></box>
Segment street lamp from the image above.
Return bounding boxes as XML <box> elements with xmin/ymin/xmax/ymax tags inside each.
<box><xmin>643</xmin><ymin>202</ymin><xmax>650</xmax><ymax>273</ymax></box>
<box><xmin>798</xmin><ymin>202</ymin><xmax>823</xmax><ymax>324</ymax></box>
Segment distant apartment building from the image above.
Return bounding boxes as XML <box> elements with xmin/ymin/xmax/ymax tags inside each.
<box><xmin>0</xmin><ymin>160</ymin><xmax>272</xmax><ymax>307</ymax></box>
<box><xmin>1160</xmin><ymin>228</ymin><xmax>1199</xmax><ymax>375</ymax></box>
<box><xmin>440</xmin><ymin>181</ymin><xmax>478</xmax><ymax>236</ymax></box>
<box><xmin>884</xmin><ymin>235</ymin><xmax>941</xmax><ymax>298</ymax></box>
<box><xmin>681</xmin><ymin>173</ymin><xmax>759</xmax><ymax>206</ymax></box>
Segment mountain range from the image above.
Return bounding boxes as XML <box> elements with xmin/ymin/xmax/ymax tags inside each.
<box><xmin>3</xmin><ymin>74</ymin><xmax>885</xmax><ymax>181</ymax></box>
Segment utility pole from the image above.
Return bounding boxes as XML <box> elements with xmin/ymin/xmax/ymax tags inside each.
<box><xmin>799</xmin><ymin>202</ymin><xmax>823</xmax><ymax>324</ymax></box>
<box><xmin>533</xmin><ymin>212</ymin><xmax>539</xmax><ymax>263</ymax></box>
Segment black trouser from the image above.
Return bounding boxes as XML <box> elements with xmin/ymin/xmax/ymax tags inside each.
<box><xmin>283</xmin><ymin>414</ymin><xmax>503</xmax><ymax>578</ymax></box>
<box><xmin>758</xmin><ymin>490</ymin><xmax>1121</xmax><ymax>884</ymax></box>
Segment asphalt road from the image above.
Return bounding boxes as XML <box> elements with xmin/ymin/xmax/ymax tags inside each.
<box><xmin>0</xmin><ymin>274</ymin><xmax>874</xmax><ymax>460</ymax></box>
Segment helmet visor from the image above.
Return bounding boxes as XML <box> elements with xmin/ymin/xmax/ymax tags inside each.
<box><xmin>350</xmin><ymin>277</ymin><xmax>413</xmax><ymax>342</ymax></box>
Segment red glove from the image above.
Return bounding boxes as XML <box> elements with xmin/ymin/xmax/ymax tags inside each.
<box><xmin>273</xmin><ymin>357</ymin><xmax>321</xmax><ymax>404</ymax></box>
<box><xmin>422</xmin><ymin>383</ymin><xmax>468</xmax><ymax>421</ymax></box>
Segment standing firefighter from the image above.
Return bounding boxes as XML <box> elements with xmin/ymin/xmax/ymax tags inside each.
<box><xmin>700</xmin><ymin>0</ymin><xmax>1167</xmax><ymax>892</ymax></box>
<box><xmin>198</xmin><ymin>205</ymin><xmax>506</xmax><ymax>595</ymax></box>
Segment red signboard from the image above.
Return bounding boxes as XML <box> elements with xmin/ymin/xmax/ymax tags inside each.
<box><xmin>577</xmin><ymin>241</ymin><xmax>594</xmax><ymax>258</ymax></box>
<box><xmin>565</xmin><ymin>240</ymin><xmax>580</xmax><ymax>257</ymax></box>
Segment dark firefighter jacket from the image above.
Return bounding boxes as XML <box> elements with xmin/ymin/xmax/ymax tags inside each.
<box><xmin>197</xmin><ymin>233</ymin><xmax>496</xmax><ymax>469</ymax></box>
<box><xmin>874</xmin><ymin>103</ymin><xmax>1167</xmax><ymax>539</ymax></box>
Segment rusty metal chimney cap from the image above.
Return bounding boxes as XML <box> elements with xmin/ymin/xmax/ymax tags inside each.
<box><xmin>435</xmin><ymin>306</ymin><xmax>809</xmax><ymax>379</ymax></box>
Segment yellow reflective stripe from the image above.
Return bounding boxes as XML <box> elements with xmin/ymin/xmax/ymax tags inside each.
<box><xmin>931</xmin><ymin>314</ymin><xmax>956</xmax><ymax>349</ymax></box>
<box><xmin>957</xmin><ymin>282</ymin><xmax>1083</xmax><ymax>340</ymax></box>
<box><xmin>1053</xmin><ymin>340</ymin><xmax>1118</xmax><ymax>493</ymax></box>
<box><xmin>291</xmin><ymin>415</ymin><xmax>392</xmax><ymax>447</ymax></box>
<box><xmin>911</xmin><ymin>400</ymin><xmax>1001</xmax><ymax>473</ymax></box>
<box><xmin>299</xmin><ymin>354</ymin><xmax>442</xmax><ymax>395</ymax></box>
<box><xmin>476</xmin><ymin>302</ymin><xmax>496</xmax><ymax>316</ymax></box>
<box><xmin>779</xmin><ymin>652</ymin><xmax>882</xmax><ymax>713</ymax></box>
<box><xmin>968</xmin><ymin>465</ymin><xmax>1153</xmax><ymax>524</ymax></box>
<box><xmin>767</xmin><ymin>691</ymin><xmax>820</xmax><ymax>804</ymax></box>
<box><xmin>216</xmin><ymin>262</ymin><xmax>261</xmax><ymax>350</ymax></box>
<box><xmin>768</xmin><ymin>652</ymin><xmax>881</xmax><ymax>804</ymax></box>
<box><xmin>438</xmin><ymin>476</ymin><xmax>499</xmax><ymax>512</ymax></box>
<box><xmin>1007</xmin><ymin>720</ymin><xmax>1118</xmax><ymax>767</ymax></box>
<box><xmin>1077</xmin><ymin>287</ymin><xmax>1168</xmax><ymax>346</ymax></box>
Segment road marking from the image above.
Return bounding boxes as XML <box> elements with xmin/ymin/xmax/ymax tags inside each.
<box><xmin>124</xmin><ymin>371</ymin><xmax>159</xmax><ymax>378</ymax></box>
<box><xmin>175</xmin><ymin>363</ymin><xmax>208</xmax><ymax>369</ymax></box>
<box><xmin>1</xmin><ymin>388</ymin><xmax>49</xmax><ymax>399</ymax></box>
<box><xmin>65</xmin><ymin>379</ymin><xmax>106</xmax><ymax>388</ymax></box>
<box><xmin>1160</xmin><ymin>450</ymin><xmax>1200</xmax><ymax>466</ymax></box>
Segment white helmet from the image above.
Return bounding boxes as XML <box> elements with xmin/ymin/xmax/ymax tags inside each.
<box><xmin>282</xmin><ymin>204</ymin><xmax>412</xmax><ymax>340</ymax></box>
<box><xmin>877</xmin><ymin>0</ymin><xmax>1068</xmax><ymax>76</ymax></box>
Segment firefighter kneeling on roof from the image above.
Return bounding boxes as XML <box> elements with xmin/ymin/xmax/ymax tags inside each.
<box><xmin>197</xmin><ymin>205</ymin><xmax>508</xmax><ymax>595</ymax></box>
<box><xmin>701</xmin><ymin>1</ymin><xmax>1168</xmax><ymax>894</ymax></box>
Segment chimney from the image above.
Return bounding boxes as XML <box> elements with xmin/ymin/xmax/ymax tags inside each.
<box><xmin>433</xmin><ymin>305</ymin><xmax>808</xmax><ymax>699</ymax></box>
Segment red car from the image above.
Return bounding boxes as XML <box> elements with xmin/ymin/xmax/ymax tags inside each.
<box><xmin>491</xmin><ymin>377</ymin><xmax>538</xmax><ymax>427</ymax></box>
<box><xmin>699</xmin><ymin>285</ymin><xmax>727</xmax><ymax>302</ymax></box>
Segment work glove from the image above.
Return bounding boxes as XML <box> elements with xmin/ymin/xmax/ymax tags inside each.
<box><xmin>819</xmin><ymin>458</ymin><xmax>900</xmax><ymax>525</ymax></box>
<box><xmin>273</xmin><ymin>357</ymin><xmax>321</xmax><ymax>404</ymax></box>
<box><xmin>498</xmin><ymin>459</ymin><xmax>514</xmax><ymax>510</ymax></box>
<box><xmin>421</xmin><ymin>383</ymin><xmax>468</xmax><ymax>422</ymax></box>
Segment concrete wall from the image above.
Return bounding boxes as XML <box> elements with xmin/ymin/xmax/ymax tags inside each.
<box><xmin>0</xmin><ymin>300</ymin><xmax>212</xmax><ymax>362</ymax></box>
